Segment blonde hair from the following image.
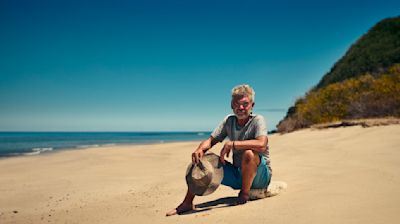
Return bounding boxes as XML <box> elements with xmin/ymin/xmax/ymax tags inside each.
<box><xmin>231</xmin><ymin>84</ymin><xmax>255</xmax><ymax>102</ymax></box>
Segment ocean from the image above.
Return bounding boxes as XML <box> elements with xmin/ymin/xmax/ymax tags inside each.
<box><xmin>0</xmin><ymin>132</ymin><xmax>211</xmax><ymax>157</ymax></box>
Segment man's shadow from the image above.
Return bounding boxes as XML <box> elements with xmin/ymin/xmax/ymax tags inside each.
<box><xmin>179</xmin><ymin>196</ymin><xmax>238</xmax><ymax>215</ymax></box>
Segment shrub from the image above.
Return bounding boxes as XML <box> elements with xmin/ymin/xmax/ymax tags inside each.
<box><xmin>277</xmin><ymin>64</ymin><xmax>400</xmax><ymax>132</ymax></box>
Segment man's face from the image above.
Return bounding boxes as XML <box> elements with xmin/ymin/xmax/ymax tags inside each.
<box><xmin>231</xmin><ymin>95</ymin><xmax>254</xmax><ymax>120</ymax></box>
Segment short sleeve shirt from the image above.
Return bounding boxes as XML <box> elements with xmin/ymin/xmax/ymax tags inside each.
<box><xmin>211</xmin><ymin>114</ymin><xmax>271</xmax><ymax>171</ymax></box>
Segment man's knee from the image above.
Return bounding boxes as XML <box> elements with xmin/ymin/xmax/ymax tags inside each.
<box><xmin>242</xmin><ymin>150</ymin><xmax>258</xmax><ymax>166</ymax></box>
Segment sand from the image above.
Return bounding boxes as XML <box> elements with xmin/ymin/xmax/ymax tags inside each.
<box><xmin>1</xmin><ymin>124</ymin><xmax>400</xmax><ymax>223</ymax></box>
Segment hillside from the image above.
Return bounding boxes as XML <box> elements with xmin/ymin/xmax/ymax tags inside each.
<box><xmin>277</xmin><ymin>16</ymin><xmax>400</xmax><ymax>133</ymax></box>
<box><xmin>316</xmin><ymin>16</ymin><xmax>400</xmax><ymax>89</ymax></box>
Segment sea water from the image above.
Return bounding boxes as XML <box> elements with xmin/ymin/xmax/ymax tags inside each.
<box><xmin>0</xmin><ymin>132</ymin><xmax>211</xmax><ymax>157</ymax></box>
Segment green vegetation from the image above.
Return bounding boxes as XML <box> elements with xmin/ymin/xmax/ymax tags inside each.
<box><xmin>278</xmin><ymin>64</ymin><xmax>400</xmax><ymax>132</ymax></box>
<box><xmin>316</xmin><ymin>16</ymin><xmax>400</xmax><ymax>89</ymax></box>
<box><xmin>277</xmin><ymin>16</ymin><xmax>400</xmax><ymax>133</ymax></box>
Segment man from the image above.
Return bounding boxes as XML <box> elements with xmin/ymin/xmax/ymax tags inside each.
<box><xmin>166</xmin><ymin>84</ymin><xmax>271</xmax><ymax>216</ymax></box>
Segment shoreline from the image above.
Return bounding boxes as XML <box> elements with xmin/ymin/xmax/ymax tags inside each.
<box><xmin>0</xmin><ymin>135</ymin><xmax>208</xmax><ymax>159</ymax></box>
<box><xmin>0</xmin><ymin>140</ymin><xmax>202</xmax><ymax>161</ymax></box>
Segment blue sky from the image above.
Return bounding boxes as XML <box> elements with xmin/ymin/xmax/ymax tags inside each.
<box><xmin>0</xmin><ymin>0</ymin><xmax>399</xmax><ymax>131</ymax></box>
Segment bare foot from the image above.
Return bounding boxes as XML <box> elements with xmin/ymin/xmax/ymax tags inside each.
<box><xmin>166</xmin><ymin>202</ymin><xmax>194</xmax><ymax>216</ymax></box>
<box><xmin>236</xmin><ymin>191</ymin><xmax>250</xmax><ymax>205</ymax></box>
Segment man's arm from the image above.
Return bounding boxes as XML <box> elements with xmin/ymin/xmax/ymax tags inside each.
<box><xmin>230</xmin><ymin>135</ymin><xmax>268</xmax><ymax>153</ymax></box>
<box><xmin>192</xmin><ymin>136</ymin><xmax>219</xmax><ymax>164</ymax></box>
<box><xmin>219</xmin><ymin>136</ymin><xmax>268</xmax><ymax>164</ymax></box>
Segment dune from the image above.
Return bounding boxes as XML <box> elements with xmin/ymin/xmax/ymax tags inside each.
<box><xmin>1</xmin><ymin>124</ymin><xmax>399</xmax><ymax>223</ymax></box>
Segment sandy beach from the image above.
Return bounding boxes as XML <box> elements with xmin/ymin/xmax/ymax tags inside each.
<box><xmin>1</xmin><ymin>124</ymin><xmax>400</xmax><ymax>223</ymax></box>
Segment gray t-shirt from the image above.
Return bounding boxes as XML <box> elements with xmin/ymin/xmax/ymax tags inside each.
<box><xmin>211</xmin><ymin>114</ymin><xmax>271</xmax><ymax>171</ymax></box>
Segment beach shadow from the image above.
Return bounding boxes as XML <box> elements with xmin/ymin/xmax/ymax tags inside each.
<box><xmin>179</xmin><ymin>196</ymin><xmax>238</xmax><ymax>216</ymax></box>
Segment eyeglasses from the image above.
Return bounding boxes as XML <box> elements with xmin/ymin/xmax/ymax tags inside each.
<box><xmin>232</xmin><ymin>101</ymin><xmax>251</xmax><ymax>108</ymax></box>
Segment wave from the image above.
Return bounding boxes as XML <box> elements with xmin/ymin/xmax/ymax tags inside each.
<box><xmin>23</xmin><ymin>151</ymin><xmax>41</xmax><ymax>156</ymax></box>
<box><xmin>32</xmin><ymin>147</ymin><xmax>53</xmax><ymax>152</ymax></box>
<box><xmin>21</xmin><ymin>147</ymin><xmax>54</xmax><ymax>156</ymax></box>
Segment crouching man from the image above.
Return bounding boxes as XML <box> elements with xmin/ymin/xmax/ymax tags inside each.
<box><xmin>166</xmin><ymin>84</ymin><xmax>272</xmax><ymax>216</ymax></box>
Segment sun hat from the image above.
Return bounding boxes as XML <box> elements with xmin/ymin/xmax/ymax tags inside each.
<box><xmin>185</xmin><ymin>153</ymin><xmax>224</xmax><ymax>196</ymax></box>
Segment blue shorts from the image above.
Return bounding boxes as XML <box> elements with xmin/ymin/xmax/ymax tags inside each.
<box><xmin>221</xmin><ymin>155</ymin><xmax>271</xmax><ymax>190</ymax></box>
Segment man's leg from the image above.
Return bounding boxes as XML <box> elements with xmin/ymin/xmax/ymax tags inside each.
<box><xmin>239</xmin><ymin>149</ymin><xmax>260</xmax><ymax>203</ymax></box>
<box><xmin>166</xmin><ymin>188</ymin><xmax>195</xmax><ymax>216</ymax></box>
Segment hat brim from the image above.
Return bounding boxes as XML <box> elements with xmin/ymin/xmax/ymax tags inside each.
<box><xmin>186</xmin><ymin>153</ymin><xmax>224</xmax><ymax>196</ymax></box>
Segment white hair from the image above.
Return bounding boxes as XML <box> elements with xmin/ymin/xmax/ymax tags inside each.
<box><xmin>231</xmin><ymin>84</ymin><xmax>255</xmax><ymax>102</ymax></box>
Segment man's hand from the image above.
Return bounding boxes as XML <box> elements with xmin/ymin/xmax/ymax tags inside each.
<box><xmin>192</xmin><ymin>148</ymin><xmax>204</xmax><ymax>164</ymax></box>
<box><xmin>219</xmin><ymin>141</ymin><xmax>233</xmax><ymax>165</ymax></box>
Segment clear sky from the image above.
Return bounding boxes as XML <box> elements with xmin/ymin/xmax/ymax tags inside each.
<box><xmin>0</xmin><ymin>0</ymin><xmax>399</xmax><ymax>132</ymax></box>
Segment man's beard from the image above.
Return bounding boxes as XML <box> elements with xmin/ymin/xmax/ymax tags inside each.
<box><xmin>234</xmin><ymin>110</ymin><xmax>252</xmax><ymax>120</ymax></box>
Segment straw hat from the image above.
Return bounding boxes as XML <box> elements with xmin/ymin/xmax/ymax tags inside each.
<box><xmin>185</xmin><ymin>153</ymin><xmax>224</xmax><ymax>196</ymax></box>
